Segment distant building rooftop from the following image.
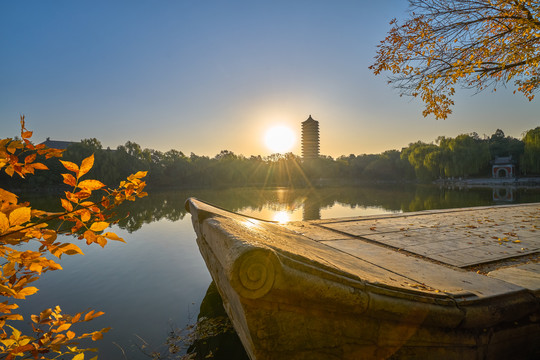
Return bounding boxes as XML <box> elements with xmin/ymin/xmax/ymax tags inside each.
<box><xmin>40</xmin><ymin>137</ymin><xmax>78</xmax><ymax>150</ymax></box>
<box><xmin>302</xmin><ymin>115</ymin><xmax>317</xmax><ymax>124</ymax></box>
<box><xmin>492</xmin><ymin>156</ymin><xmax>514</xmax><ymax>165</ymax></box>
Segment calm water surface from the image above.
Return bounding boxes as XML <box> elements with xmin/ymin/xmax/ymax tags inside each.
<box><xmin>16</xmin><ymin>185</ymin><xmax>540</xmax><ymax>359</ymax></box>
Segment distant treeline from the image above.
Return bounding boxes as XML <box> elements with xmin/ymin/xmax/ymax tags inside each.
<box><xmin>3</xmin><ymin>127</ymin><xmax>540</xmax><ymax>190</ymax></box>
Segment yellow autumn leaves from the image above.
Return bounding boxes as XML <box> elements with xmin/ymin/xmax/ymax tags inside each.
<box><xmin>371</xmin><ymin>0</ymin><xmax>540</xmax><ymax>119</ymax></box>
<box><xmin>0</xmin><ymin>116</ymin><xmax>147</xmax><ymax>359</ymax></box>
<box><xmin>0</xmin><ymin>206</ymin><xmax>30</xmax><ymax>232</ymax></box>
<box><xmin>56</xmin><ymin>153</ymin><xmax>147</xmax><ymax>248</ymax></box>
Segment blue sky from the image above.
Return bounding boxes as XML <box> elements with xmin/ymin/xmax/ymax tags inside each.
<box><xmin>1</xmin><ymin>0</ymin><xmax>539</xmax><ymax>158</ymax></box>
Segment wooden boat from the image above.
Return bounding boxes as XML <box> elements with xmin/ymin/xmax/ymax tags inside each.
<box><xmin>185</xmin><ymin>198</ymin><xmax>540</xmax><ymax>359</ymax></box>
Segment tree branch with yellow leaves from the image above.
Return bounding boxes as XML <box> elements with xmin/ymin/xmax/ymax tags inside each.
<box><xmin>370</xmin><ymin>0</ymin><xmax>540</xmax><ymax>119</ymax></box>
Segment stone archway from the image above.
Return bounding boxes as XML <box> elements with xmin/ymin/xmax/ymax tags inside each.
<box><xmin>497</xmin><ymin>168</ymin><xmax>508</xmax><ymax>178</ymax></box>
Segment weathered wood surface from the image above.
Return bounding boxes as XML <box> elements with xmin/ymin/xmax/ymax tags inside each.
<box><xmin>285</xmin><ymin>203</ymin><xmax>540</xmax><ymax>299</ymax></box>
<box><xmin>310</xmin><ymin>204</ymin><xmax>539</xmax><ymax>267</ymax></box>
<box><xmin>186</xmin><ymin>199</ymin><xmax>540</xmax><ymax>360</ymax></box>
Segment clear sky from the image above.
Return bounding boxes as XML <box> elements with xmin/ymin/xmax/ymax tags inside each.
<box><xmin>1</xmin><ymin>0</ymin><xmax>539</xmax><ymax>158</ymax></box>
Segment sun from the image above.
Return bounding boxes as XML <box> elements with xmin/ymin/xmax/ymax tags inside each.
<box><xmin>264</xmin><ymin>126</ymin><xmax>296</xmax><ymax>153</ymax></box>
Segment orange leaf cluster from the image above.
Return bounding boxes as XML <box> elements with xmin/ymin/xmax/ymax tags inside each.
<box><xmin>56</xmin><ymin>153</ymin><xmax>147</xmax><ymax>248</ymax></box>
<box><xmin>0</xmin><ymin>306</ymin><xmax>107</xmax><ymax>359</ymax></box>
<box><xmin>0</xmin><ymin>116</ymin><xmax>63</xmax><ymax>177</ymax></box>
<box><xmin>0</xmin><ymin>117</ymin><xmax>147</xmax><ymax>359</ymax></box>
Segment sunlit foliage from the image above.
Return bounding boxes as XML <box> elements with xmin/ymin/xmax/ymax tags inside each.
<box><xmin>371</xmin><ymin>0</ymin><xmax>540</xmax><ymax>119</ymax></box>
<box><xmin>0</xmin><ymin>117</ymin><xmax>147</xmax><ymax>359</ymax></box>
<box><xmin>523</xmin><ymin>126</ymin><xmax>540</xmax><ymax>173</ymax></box>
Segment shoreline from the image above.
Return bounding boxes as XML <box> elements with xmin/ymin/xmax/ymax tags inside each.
<box><xmin>435</xmin><ymin>177</ymin><xmax>540</xmax><ymax>188</ymax></box>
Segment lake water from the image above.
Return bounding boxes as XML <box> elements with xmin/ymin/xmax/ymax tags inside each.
<box><xmin>16</xmin><ymin>185</ymin><xmax>540</xmax><ymax>359</ymax></box>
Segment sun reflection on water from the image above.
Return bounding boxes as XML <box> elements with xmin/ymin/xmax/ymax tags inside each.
<box><xmin>272</xmin><ymin>211</ymin><xmax>291</xmax><ymax>224</ymax></box>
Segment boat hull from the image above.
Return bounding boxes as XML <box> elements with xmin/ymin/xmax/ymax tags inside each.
<box><xmin>186</xmin><ymin>198</ymin><xmax>540</xmax><ymax>359</ymax></box>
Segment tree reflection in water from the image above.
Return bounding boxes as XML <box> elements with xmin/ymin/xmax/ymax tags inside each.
<box><xmin>108</xmin><ymin>184</ymin><xmax>540</xmax><ymax>232</ymax></box>
<box><xmin>185</xmin><ymin>282</ymin><xmax>249</xmax><ymax>359</ymax></box>
<box><xmin>139</xmin><ymin>282</ymin><xmax>248</xmax><ymax>360</ymax></box>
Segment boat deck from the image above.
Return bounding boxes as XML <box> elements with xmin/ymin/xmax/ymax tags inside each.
<box><xmin>284</xmin><ymin>203</ymin><xmax>540</xmax><ymax>299</ymax></box>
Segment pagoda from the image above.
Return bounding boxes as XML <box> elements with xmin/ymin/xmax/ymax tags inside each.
<box><xmin>301</xmin><ymin>115</ymin><xmax>319</xmax><ymax>160</ymax></box>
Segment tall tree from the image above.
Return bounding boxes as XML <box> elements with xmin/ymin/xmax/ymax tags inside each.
<box><xmin>522</xmin><ymin>126</ymin><xmax>540</xmax><ymax>173</ymax></box>
<box><xmin>371</xmin><ymin>0</ymin><xmax>540</xmax><ymax>119</ymax></box>
<box><xmin>488</xmin><ymin>129</ymin><xmax>525</xmax><ymax>159</ymax></box>
<box><xmin>401</xmin><ymin>141</ymin><xmax>441</xmax><ymax>180</ymax></box>
<box><xmin>447</xmin><ymin>134</ymin><xmax>491</xmax><ymax>176</ymax></box>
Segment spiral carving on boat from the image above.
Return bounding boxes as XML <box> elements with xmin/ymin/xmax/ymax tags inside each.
<box><xmin>235</xmin><ymin>250</ymin><xmax>276</xmax><ymax>299</ymax></box>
